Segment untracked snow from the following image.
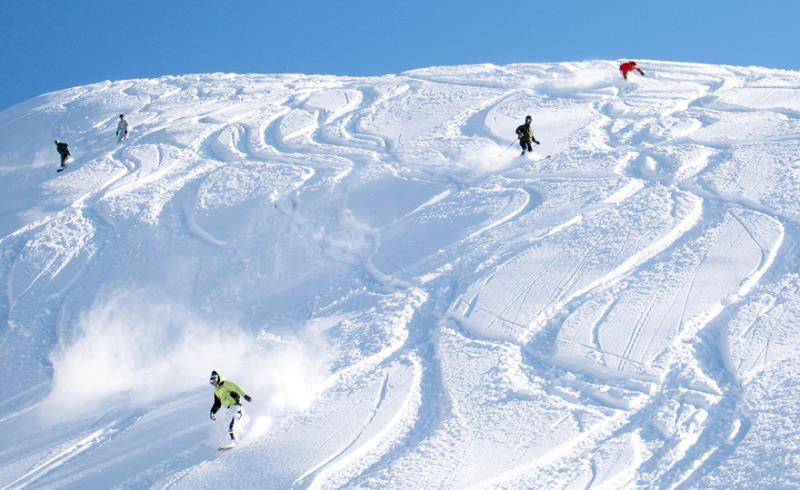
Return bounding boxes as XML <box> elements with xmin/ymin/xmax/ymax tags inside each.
<box><xmin>1</xmin><ymin>60</ymin><xmax>800</xmax><ymax>488</ymax></box>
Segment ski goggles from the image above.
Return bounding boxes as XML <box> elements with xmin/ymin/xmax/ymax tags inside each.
<box><xmin>209</xmin><ymin>377</ymin><xmax>219</xmax><ymax>386</ymax></box>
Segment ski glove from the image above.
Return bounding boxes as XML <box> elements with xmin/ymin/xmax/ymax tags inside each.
<box><xmin>210</xmin><ymin>411</ymin><xmax>216</xmax><ymax>420</ymax></box>
<box><xmin>244</xmin><ymin>394</ymin><xmax>252</xmax><ymax>402</ymax></box>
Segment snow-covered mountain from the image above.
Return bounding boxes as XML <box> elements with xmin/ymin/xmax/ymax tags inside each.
<box><xmin>1</xmin><ymin>60</ymin><xmax>799</xmax><ymax>489</ymax></box>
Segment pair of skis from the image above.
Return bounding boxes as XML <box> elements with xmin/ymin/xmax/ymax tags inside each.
<box><xmin>499</xmin><ymin>141</ymin><xmax>549</xmax><ymax>159</ymax></box>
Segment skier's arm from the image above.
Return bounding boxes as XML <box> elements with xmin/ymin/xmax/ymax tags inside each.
<box><xmin>210</xmin><ymin>394</ymin><xmax>221</xmax><ymax>416</ymax></box>
<box><xmin>228</xmin><ymin>381</ymin><xmax>252</xmax><ymax>402</ymax></box>
<box><xmin>225</xmin><ymin>381</ymin><xmax>249</xmax><ymax>399</ymax></box>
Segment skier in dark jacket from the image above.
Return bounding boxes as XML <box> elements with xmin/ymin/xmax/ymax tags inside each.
<box><xmin>515</xmin><ymin>115</ymin><xmax>540</xmax><ymax>156</ymax></box>
<box><xmin>209</xmin><ymin>370</ymin><xmax>252</xmax><ymax>444</ymax></box>
<box><xmin>54</xmin><ymin>140</ymin><xmax>70</xmax><ymax>169</ymax></box>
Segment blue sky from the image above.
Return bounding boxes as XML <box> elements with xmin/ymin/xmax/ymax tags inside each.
<box><xmin>1</xmin><ymin>0</ymin><xmax>798</xmax><ymax>110</ymax></box>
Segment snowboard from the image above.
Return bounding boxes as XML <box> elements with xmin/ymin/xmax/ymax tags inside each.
<box><xmin>218</xmin><ymin>442</ymin><xmax>238</xmax><ymax>451</ymax></box>
<box><xmin>56</xmin><ymin>157</ymin><xmax>73</xmax><ymax>172</ymax></box>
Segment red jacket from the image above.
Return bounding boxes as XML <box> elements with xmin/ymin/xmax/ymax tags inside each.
<box><xmin>619</xmin><ymin>61</ymin><xmax>644</xmax><ymax>79</ymax></box>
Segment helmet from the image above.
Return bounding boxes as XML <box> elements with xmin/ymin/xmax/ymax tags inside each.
<box><xmin>209</xmin><ymin>370</ymin><xmax>220</xmax><ymax>386</ymax></box>
<box><xmin>525</xmin><ymin>115</ymin><xmax>532</xmax><ymax>122</ymax></box>
<box><xmin>54</xmin><ymin>140</ymin><xmax>58</xmax><ymax>144</ymax></box>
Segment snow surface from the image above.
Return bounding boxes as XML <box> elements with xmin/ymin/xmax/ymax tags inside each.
<box><xmin>1</xmin><ymin>60</ymin><xmax>800</xmax><ymax>488</ymax></box>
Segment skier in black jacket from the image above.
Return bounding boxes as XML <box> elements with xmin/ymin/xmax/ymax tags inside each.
<box><xmin>515</xmin><ymin>115</ymin><xmax>540</xmax><ymax>156</ymax></box>
<box><xmin>54</xmin><ymin>140</ymin><xmax>70</xmax><ymax>169</ymax></box>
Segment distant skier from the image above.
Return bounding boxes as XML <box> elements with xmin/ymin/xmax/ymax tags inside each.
<box><xmin>116</xmin><ymin>114</ymin><xmax>129</xmax><ymax>142</ymax></box>
<box><xmin>515</xmin><ymin>115</ymin><xmax>540</xmax><ymax>156</ymax></box>
<box><xmin>209</xmin><ymin>370</ymin><xmax>252</xmax><ymax>445</ymax></box>
<box><xmin>619</xmin><ymin>61</ymin><xmax>645</xmax><ymax>80</ymax></box>
<box><xmin>54</xmin><ymin>140</ymin><xmax>70</xmax><ymax>170</ymax></box>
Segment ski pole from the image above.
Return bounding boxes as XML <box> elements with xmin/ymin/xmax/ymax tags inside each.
<box><xmin>498</xmin><ymin>140</ymin><xmax>516</xmax><ymax>157</ymax></box>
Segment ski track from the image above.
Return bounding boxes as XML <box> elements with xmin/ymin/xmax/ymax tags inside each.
<box><xmin>1</xmin><ymin>61</ymin><xmax>799</xmax><ymax>488</ymax></box>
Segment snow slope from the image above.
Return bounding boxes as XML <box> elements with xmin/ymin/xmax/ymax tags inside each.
<box><xmin>1</xmin><ymin>60</ymin><xmax>800</xmax><ymax>489</ymax></box>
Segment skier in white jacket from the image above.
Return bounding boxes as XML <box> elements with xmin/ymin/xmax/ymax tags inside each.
<box><xmin>116</xmin><ymin>114</ymin><xmax>129</xmax><ymax>142</ymax></box>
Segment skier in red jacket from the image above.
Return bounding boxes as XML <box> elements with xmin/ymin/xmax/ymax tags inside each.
<box><xmin>619</xmin><ymin>61</ymin><xmax>645</xmax><ymax>80</ymax></box>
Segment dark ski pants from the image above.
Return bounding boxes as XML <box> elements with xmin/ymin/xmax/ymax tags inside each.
<box><xmin>519</xmin><ymin>140</ymin><xmax>533</xmax><ymax>153</ymax></box>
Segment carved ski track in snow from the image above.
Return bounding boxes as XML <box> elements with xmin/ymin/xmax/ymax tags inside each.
<box><xmin>1</xmin><ymin>414</ymin><xmax>141</xmax><ymax>490</ymax></box>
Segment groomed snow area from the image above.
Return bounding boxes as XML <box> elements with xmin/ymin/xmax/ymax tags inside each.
<box><xmin>1</xmin><ymin>60</ymin><xmax>800</xmax><ymax>488</ymax></box>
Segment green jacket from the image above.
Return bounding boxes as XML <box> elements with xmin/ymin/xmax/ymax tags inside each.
<box><xmin>515</xmin><ymin>123</ymin><xmax>535</xmax><ymax>142</ymax></box>
<box><xmin>211</xmin><ymin>376</ymin><xmax>248</xmax><ymax>413</ymax></box>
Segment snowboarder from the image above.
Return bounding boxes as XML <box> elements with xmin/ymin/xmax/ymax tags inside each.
<box><xmin>116</xmin><ymin>114</ymin><xmax>129</xmax><ymax>142</ymax></box>
<box><xmin>515</xmin><ymin>115</ymin><xmax>540</xmax><ymax>156</ymax></box>
<box><xmin>54</xmin><ymin>140</ymin><xmax>70</xmax><ymax>170</ymax></box>
<box><xmin>209</xmin><ymin>370</ymin><xmax>252</xmax><ymax>445</ymax></box>
<box><xmin>619</xmin><ymin>61</ymin><xmax>645</xmax><ymax>80</ymax></box>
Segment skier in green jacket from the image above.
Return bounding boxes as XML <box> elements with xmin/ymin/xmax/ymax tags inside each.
<box><xmin>209</xmin><ymin>370</ymin><xmax>252</xmax><ymax>443</ymax></box>
<box><xmin>54</xmin><ymin>140</ymin><xmax>70</xmax><ymax>169</ymax></box>
<box><xmin>515</xmin><ymin>115</ymin><xmax>541</xmax><ymax>156</ymax></box>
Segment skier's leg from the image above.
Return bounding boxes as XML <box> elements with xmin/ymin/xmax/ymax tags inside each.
<box><xmin>226</xmin><ymin>405</ymin><xmax>243</xmax><ymax>440</ymax></box>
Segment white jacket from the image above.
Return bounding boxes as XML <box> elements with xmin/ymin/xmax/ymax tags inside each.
<box><xmin>117</xmin><ymin>118</ymin><xmax>129</xmax><ymax>135</ymax></box>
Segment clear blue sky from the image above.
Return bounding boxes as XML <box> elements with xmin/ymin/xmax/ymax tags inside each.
<box><xmin>2</xmin><ymin>0</ymin><xmax>798</xmax><ymax>110</ymax></box>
